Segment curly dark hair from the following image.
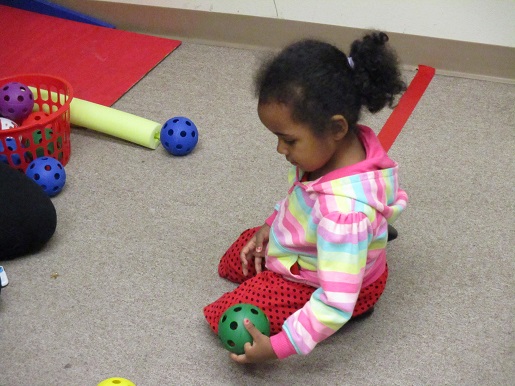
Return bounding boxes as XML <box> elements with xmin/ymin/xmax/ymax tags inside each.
<box><xmin>254</xmin><ymin>32</ymin><xmax>406</xmax><ymax>136</ymax></box>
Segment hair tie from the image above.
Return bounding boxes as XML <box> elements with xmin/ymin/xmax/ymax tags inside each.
<box><xmin>347</xmin><ymin>56</ymin><xmax>355</xmax><ymax>69</ymax></box>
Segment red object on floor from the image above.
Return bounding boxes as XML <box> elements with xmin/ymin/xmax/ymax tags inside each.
<box><xmin>0</xmin><ymin>5</ymin><xmax>181</xmax><ymax>106</ymax></box>
<box><xmin>378</xmin><ymin>65</ymin><xmax>435</xmax><ymax>152</ymax></box>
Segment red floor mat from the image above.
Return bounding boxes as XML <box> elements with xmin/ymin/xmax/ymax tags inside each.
<box><xmin>0</xmin><ymin>5</ymin><xmax>181</xmax><ymax>106</ymax></box>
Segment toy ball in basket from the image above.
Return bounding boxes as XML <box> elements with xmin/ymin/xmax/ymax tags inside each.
<box><xmin>0</xmin><ymin>81</ymin><xmax>34</xmax><ymax>123</ymax></box>
<box><xmin>0</xmin><ymin>117</ymin><xmax>18</xmax><ymax>131</ymax></box>
<box><xmin>0</xmin><ymin>74</ymin><xmax>73</xmax><ymax>171</ymax></box>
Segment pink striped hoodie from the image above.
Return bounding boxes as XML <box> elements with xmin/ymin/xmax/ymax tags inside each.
<box><xmin>266</xmin><ymin>125</ymin><xmax>408</xmax><ymax>358</ymax></box>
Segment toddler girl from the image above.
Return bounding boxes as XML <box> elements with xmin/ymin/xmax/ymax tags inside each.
<box><xmin>204</xmin><ymin>31</ymin><xmax>408</xmax><ymax>363</ymax></box>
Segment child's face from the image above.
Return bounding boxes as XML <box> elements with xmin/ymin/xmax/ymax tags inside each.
<box><xmin>258</xmin><ymin>102</ymin><xmax>340</xmax><ymax>175</ymax></box>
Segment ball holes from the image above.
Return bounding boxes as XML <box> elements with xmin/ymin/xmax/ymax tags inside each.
<box><xmin>172</xmin><ymin>119</ymin><xmax>179</xmax><ymax>123</ymax></box>
<box><xmin>176</xmin><ymin>144</ymin><xmax>183</xmax><ymax>150</ymax></box>
<box><xmin>191</xmin><ymin>132</ymin><xmax>196</xmax><ymax>138</ymax></box>
<box><xmin>251</xmin><ymin>308</ymin><xmax>259</xmax><ymax>315</ymax></box>
<box><xmin>3</xmin><ymin>95</ymin><xmax>9</xmax><ymax>102</ymax></box>
<box><xmin>17</xmin><ymin>95</ymin><xmax>24</xmax><ymax>102</ymax></box>
<box><xmin>54</xmin><ymin>173</ymin><xmax>60</xmax><ymax>180</ymax></box>
<box><xmin>221</xmin><ymin>315</ymin><xmax>227</xmax><ymax>323</ymax></box>
<box><xmin>180</xmin><ymin>131</ymin><xmax>187</xmax><ymax>137</ymax></box>
<box><xmin>34</xmin><ymin>173</ymin><xmax>40</xmax><ymax>180</ymax></box>
<box><xmin>168</xmin><ymin>129</ymin><xmax>174</xmax><ymax>136</ymax></box>
<box><xmin>44</xmin><ymin>165</ymin><xmax>51</xmax><ymax>171</ymax></box>
<box><xmin>227</xmin><ymin>340</ymin><xmax>236</xmax><ymax>347</ymax></box>
<box><xmin>230</xmin><ymin>321</ymin><xmax>238</xmax><ymax>330</ymax></box>
<box><xmin>186</xmin><ymin>121</ymin><xmax>192</xmax><ymax>126</ymax></box>
<box><xmin>234</xmin><ymin>306</ymin><xmax>242</xmax><ymax>312</ymax></box>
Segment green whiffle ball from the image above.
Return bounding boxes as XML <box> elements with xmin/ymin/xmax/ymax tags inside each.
<box><xmin>218</xmin><ymin>303</ymin><xmax>270</xmax><ymax>354</ymax></box>
<box><xmin>32</xmin><ymin>127</ymin><xmax>54</xmax><ymax>144</ymax></box>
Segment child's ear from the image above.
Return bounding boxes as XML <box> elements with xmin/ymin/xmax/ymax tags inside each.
<box><xmin>330</xmin><ymin>115</ymin><xmax>349</xmax><ymax>140</ymax></box>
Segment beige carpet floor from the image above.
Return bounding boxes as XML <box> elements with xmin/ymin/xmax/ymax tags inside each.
<box><xmin>0</xmin><ymin>42</ymin><xmax>514</xmax><ymax>386</ymax></box>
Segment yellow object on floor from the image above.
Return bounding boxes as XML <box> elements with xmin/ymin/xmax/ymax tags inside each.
<box><xmin>98</xmin><ymin>378</ymin><xmax>136</xmax><ymax>386</ymax></box>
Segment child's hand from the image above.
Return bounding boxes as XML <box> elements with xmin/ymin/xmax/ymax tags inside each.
<box><xmin>240</xmin><ymin>224</ymin><xmax>270</xmax><ymax>276</ymax></box>
<box><xmin>230</xmin><ymin>319</ymin><xmax>278</xmax><ymax>364</ymax></box>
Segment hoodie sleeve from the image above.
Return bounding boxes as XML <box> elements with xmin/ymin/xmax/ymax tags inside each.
<box><xmin>265</xmin><ymin>211</ymin><xmax>278</xmax><ymax>226</ymax></box>
<box><xmin>271</xmin><ymin>211</ymin><xmax>371</xmax><ymax>358</ymax></box>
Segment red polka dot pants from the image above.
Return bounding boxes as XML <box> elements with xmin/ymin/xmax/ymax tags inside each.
<box><xmin>204</xmin><ymin>227</ymin><xmax>388</xmax><ymax>334</ymax></box>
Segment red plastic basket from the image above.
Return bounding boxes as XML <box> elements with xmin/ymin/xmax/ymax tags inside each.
<box><xmin>0</xmin><ymin>74</ymin><xmax>73</xmax><ymax>171</ymax></box>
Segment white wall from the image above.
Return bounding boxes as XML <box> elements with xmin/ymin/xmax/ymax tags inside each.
<box><xmin>97</xmin><ymin>0</ymin><xmax>515</xmax><ymax>47</ymax></box>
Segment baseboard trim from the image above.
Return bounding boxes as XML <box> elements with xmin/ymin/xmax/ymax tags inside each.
<box><xmin>51</xmin><ymin>1</ymin><xmax>515</xmax><ymax>83</ymax></box>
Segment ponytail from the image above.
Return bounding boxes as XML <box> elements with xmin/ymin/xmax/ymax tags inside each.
<box><xmin>349</xmin><ymin>32</ymin><xmax>406</xmax><ymax>113</ymax></box>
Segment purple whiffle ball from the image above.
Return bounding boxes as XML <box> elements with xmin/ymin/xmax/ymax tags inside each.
<box><xmin>0</xmin><ymin>82</ymin><xmax>35</xmax><ymax>124</ymax></box>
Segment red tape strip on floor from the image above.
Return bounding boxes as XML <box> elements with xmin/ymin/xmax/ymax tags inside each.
<box><xmin>378</xmin><ymin>65</ymin><xmax>435</xmax><ymax>152</ymax></box>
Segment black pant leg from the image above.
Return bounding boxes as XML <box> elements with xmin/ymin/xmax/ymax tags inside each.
<box><xmin>0</xmin><ymin>162</ymin><xmax>57</xmax><ymax>259</ymax></box>
<box><xmin>387</xmin><ymin>224</ymin><xmax>398</xmax><ymax>241</ymax></box>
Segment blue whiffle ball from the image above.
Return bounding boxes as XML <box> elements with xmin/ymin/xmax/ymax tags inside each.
<box><xmin>160</xmin><ymin>117</ymin><xmax>199</xmax><ymax>156</ymax></box>
<box><xmin>25</xmin><ymin>157</ymin><xmax>66</xmax><ymax>197</ymax></box>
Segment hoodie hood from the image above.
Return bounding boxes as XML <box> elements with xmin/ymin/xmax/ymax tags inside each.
<box><xmin>288</xmin><ymin>125</ymin><xmax>407</xmax><ymax>222</ymax></box>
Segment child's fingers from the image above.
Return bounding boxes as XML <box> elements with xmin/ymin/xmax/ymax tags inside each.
<box><xmin>241</xmin><ymin>261</ymin><xmax>248</xmax><ymax>277</ymax></box>
<box><xmin>240</xmin><ymin>241</ymin><xmax>255</xmax><ymax>276</ymax></box>
<box><xmin>255</xmin><ymin>232</ymin><xmax>266</xmax><ymax>254</ymax></box>
<box><xmin>243</xmin><ymin>318</ymin><xmax>263</xmax><ymax>341</ymax></box>
<box><xmin>239</xmin><ymin>252</ymin><xmax>249</xmax><ymax>276</ymax></box>
<box><xmin>254</xmin><ymin>256</ymin><xmax>263</xmax><ymax>274</ymax></box>
<box><xmin>230</xmin><ymin>351</ymin><xmax>249</xmax><ymax>364</ymax></box>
